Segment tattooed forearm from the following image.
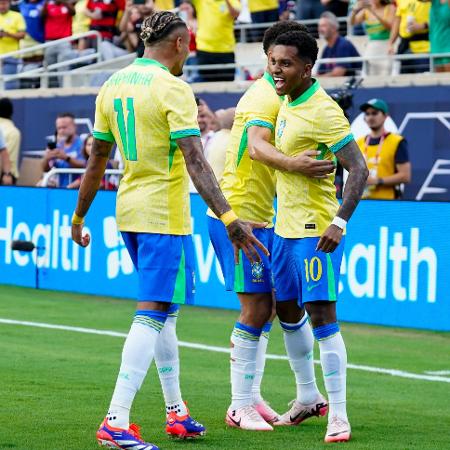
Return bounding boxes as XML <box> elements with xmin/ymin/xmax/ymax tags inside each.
<box><xmin>335</xmin><ymin>140</ymin><xmax>369</xmax><ymax>222</ymax></box>
<box><xmin>75</xmin><ymin>139</ymin><xmax>112</xmax><ymax>217</ymax></box>
<box><xmin>177</xmin><ymin>136</ymin><xmax>231</xmax><ymax>217</ymax></box>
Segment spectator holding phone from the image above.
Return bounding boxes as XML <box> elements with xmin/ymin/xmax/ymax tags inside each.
<box><xmin>41</xmin><ymin>112</ymin><xmax>86</xmax><ymax>187</ymax></box>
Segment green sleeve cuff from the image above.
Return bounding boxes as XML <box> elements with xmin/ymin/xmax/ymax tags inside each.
<box><xmin>93</xmin><ymin>130</ymin><xmax>115</xmax><ymax>143</ymax></box>
<box><xmin>170</xmin><ymin>128</ymin><xmax>201</xmax><ymax>140</ymax></box>
<box><xmin>329</xmin><ymin>133</ymin><xmax>354</xmax><ymax>153</ymax></box>
<box><xmin>245</xmin><ymin>119</ymin><xmax>274</xmax><ymax>131</ymax></box>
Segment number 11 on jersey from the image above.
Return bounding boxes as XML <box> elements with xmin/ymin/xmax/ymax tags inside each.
<box><xmin>114</xmin><ymin>97</ymin><xmax>138</xmax><ymax>161</ymax></box>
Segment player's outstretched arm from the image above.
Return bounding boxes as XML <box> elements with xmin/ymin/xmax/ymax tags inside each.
<box><xmin>317</xmin><ymin>140</ymin><xmax>368</xmax><ymax>253</ymax></box>
<box><xmin>71</xmin><ymin>138</ymin><xmax>113</xmax><ymax>247</ymax></box>
<box><xmin>177</xmin><ymin>135</ymin><xmax>269</xmax><ymax>263</ymax></box>
<box><xmin>247</xmin><ymin>126</ymin><xmax>335</xmax><ymax>177</ymax></box>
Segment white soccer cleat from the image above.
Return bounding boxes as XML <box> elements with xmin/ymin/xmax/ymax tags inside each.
<box><xmin>225</xmin><ymin>405</ymin><xmax>273</xmax><ymax>431</ymax></box>
<box><xmin>324</xmin><ymin>416</ymin><xmax>351</xmax><ymax>443</ymax></box>
<box><xmin>254</xmin><ymin>399</ymin><xmax>280</xmax><ymax>424</ymax></box>
<box><xmin>273</xmin><ymin>394</ymin><xmax>328</xmax><ymax>426</ymax></box>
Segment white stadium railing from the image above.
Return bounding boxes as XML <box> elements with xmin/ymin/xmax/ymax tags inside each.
<box><xmin>41</xmin><ymin>168</ymin><xmax>123</xmax><ymax>188</ymax></box>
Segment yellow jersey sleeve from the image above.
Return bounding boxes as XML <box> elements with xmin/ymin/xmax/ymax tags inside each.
<box><xmin>158</xmin><ymin>77</ymin><xmax>200</xmax><ymax>140</ymax></box>
<box><xmin>313</xmin><ymin>102</ymin><xmax>353</xmax><ymax>155</ymax></box>
<box><xmin>93</xmin><ymin>86</ymin><xmax>115</xmax><ymax>143</ymax></box>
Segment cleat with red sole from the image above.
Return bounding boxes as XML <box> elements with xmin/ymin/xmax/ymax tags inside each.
<box><xmin>96</xmin><ymin>418</ymin><xmax>159</xmax><ymax>449</ymax></box>
<box><xmin>166</xmin><ymin>410</ymin><xmax>206</xmax><ymax>439</ymax></box>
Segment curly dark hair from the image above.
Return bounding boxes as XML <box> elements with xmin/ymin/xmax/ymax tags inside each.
<box><xmin>262</xmin><ymin>21</ymin><xmax>310</xmax><ymax>55</ymax></box>
<box><xmin>140</xmin><ymin>11</ymin><xmax>187</xmax><ymax>46</ymax></box>
<box><xmin>273</xmin><ymin>30</ymin><xmax>319</xmax><ymax>65</ymax></box>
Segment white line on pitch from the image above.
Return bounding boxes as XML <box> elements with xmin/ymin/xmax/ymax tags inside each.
<box><xmin>424</xmin><ymin>370</ymin><xmax>450</xmax><ymax>376</ymax></box>
<box><xmin>1</xmin><ymin>318</ymin><xmax>450</xmax><ymax>384</ymax></box>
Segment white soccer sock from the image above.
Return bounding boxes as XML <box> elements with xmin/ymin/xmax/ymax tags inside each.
<box><xmin>317</xmin><ymin>331</ymin><xmax>348</xmax><ymax>422</ymax></box>
<box><xmin>281</xmin><ymin>317</ymin><xmax>321</xmax><ymax>405</ymax></box>
<box><xmin>107</xmin><ymin>312</ymin><xmax>166</xmax><ymax>429</ymax></box>
<box><xmin>251</xmin><ymin>323</ymin><xmax>271</xmax><ymax>404</ymax></box>
<box><xmin>154</xmin><ymin>315</ymin><xmax>188</xmax><ymax>416</ymax></box>
<box><xmin>230</xmin><ymin>323</ymin><xmax>261</xmax><ymax>410</ymax></box>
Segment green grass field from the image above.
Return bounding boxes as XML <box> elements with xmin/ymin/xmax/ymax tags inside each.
<box><xmin>0</xmin><ymin>285</ymin><xmax>449</xmax><ymax>450</ymax></box>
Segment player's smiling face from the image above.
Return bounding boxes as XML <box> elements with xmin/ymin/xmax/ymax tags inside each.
<box><xmin>269</xmin><ymin>44</ymin><xmax>312</xmax><ymax>97</ymax></box>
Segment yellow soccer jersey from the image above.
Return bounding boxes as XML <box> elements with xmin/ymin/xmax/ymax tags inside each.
<box><xmin>275</xmin><ymin>80</ymin><xmax>353</xmax><ymax>239</ymax></box>
<box><xmin>248</xmin><ymin>0</ymin><xmax>279</xmax><ymax>13</ymax></box>
<box><xmin>93</xmin><ymin>58</ymin><xmax>200</xmax><ymax>235</ymax></box>
<box><xmin>193</xmin><ymin>0</ymin><xmax>241</xmax><ymax>53</ymax></box>
<box><xmin>208</xmin><ymin>72</ymin><xmax>280</xmax><ymax>224</ymax></box>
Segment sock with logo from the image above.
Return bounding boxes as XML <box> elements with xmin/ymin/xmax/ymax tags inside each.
<box><xmin>230</xmin><ymin>322</ymin><xmax>262</xmax><ymax>410</ymax></box>
<box><xmin>280</xmin><ymin>316</ymin><xmax>321</xmax><ymax>405</ymax></box>
<box><xmin>154</xmin><ymin>308</ymin><xmax>188</xmax><ymax>417</ymax></box>
<box><xmin>251</xmin><ymin>322</ymin><xmax>272</xmax><ymax>404</ymax></box>
<box><xmin>107</xmin><ymin>309</ymin><xmax>168</xmax><ymax>429</ymax></box>
<box><xmin>313</xmin><ymin>322</ymin><xmax>348</xmax><ymax>422</ymax></box>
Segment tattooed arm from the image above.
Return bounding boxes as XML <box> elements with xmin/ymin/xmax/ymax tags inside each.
<box><xmin>317</xmin><ymin>140</ymin><xmax>368</xmax><ymax>252</ymax></box>
<box><xmin>71</xmin><ymin>138</ymin><xmax>112</xmax><ymax>247</ymax></box>
<box><xmin>177</xmin><ymin>136</ymin><xmax>269</xmax><ymax>262</ymax></box>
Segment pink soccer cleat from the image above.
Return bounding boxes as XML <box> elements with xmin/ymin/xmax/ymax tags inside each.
<box><xmin>274</xmin><ymin>394</ymin><xmax>328</xmax><ymax>426</ymax></box>
<box><xmin>225</xmin><ymin>405</ymin><xmax>273</xmax><ymax>431</ymax></box>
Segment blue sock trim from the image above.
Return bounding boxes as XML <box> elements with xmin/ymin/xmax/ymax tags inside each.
<box><xmin>313</xmin><ymin>322</ymin><xmax>340</xmax><ymax>341</ymax></box>
<box><xmin>232</xmin><ymin>322</ymin><xmax>262</xmax><ymax>341</ymax></box>
<box><xmin>262</xmin><ymin>322</ymin><xmax>273</xmax><ymax>333</ymax></box>
<box><xmin>134</xmin><ymin>310</ymin><xmax>168</xmax><ymax>332</ymax></box>
<box><xmin>280</xmin><ymin>316</ymin><xmax>309</xmax><ymax>332</ymax></box>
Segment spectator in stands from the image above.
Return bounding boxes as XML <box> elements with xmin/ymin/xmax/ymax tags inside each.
<box><xmin>317</xmin><ymin>11</ymin><xmax>361</xmax><ymax>76</ymax></box>
<box><xmin>85</xmin><ymin>0</ymin><xmax>125</xmax><ymax>59</ymax></box>
<box><xmin>0</xmin><ymin>98</ymin><xmax>20</xmax><ymax>183</ymax></box>
<box><xmin>357</xmin><ymin>98</ymin><xmax>411</xmax><ymax>199</ymax></box>
<box><xmin>178</xmin><ymin>0</ymin><xmax>198</xmax><ymax>81</ymax></box>
<box><xmin>0</xmin><ymin>0</ymin><xmax>26</xmax><ymax>89</ymax></box>
<box><xmin>388</xmin><ymin>0</ymin><xmax>431</xmax><ymax>74</ymax></box>
<box><xmin>248</xmin><ymin>1</ymin><xmax>279</xmax><ymax>41</ymax></box>
<box><xmin>0</xmin><ymin>127</ymin><xmax>14</xmax><ymax>185</ymax></box>
<box><xmin>350</xmin><ymin>0</ymin><xmax>395</xmax><ymax>75</ymax></box>
<box><xmin>154</xmin><ymin>0</ymin><xmax>174</xmax><ymax>9</ymax></box>
<box><xmin>192</xmin><ymin>0</ymin><xmax>240</xmax><ymax>82</ymax></box>
<box><xmin>19</xmin><ymin>0</ymin><xmax>45</xmax><ymax>86</ymax></box>
<box><xmin>429</xmin><ymin>0</ymin><xmax>450</xmax><ymax>72</ymax></box>
<box><xmin>73</xmin><ymin>0</ymin><xmax>91</xmax><ymax>50</ymax></box>
<box><xmin>206</xmin><ymin>107</ymin><xmax>235</xmax><ymax>182</ymax></box>
<box><xmin>119</xmin><ymin>1</ymin><xmax>146</xmax><ymax>55</ymax></box>
<box><xmin>296</xmin><ymin>0</ymin><xmax>324</xmax><ymax>19</ymax></box>
<box><xmin>322</xmin><ymin>0</ymin><xmax>348</xmax><ymax>17</ymax></box>
<box><xmin>67</xmin><ymin>134</ymin><xmax>118</xmax><ymax>189</ymax></box>
<box><xmin>197</xmin><ymin>97</ymin><xmax>216</xmax><ymax>158</ymax></box>
<box><xmin>41</xmin><ymin>112</ymin><xmax>86</xmax><ymax>188</ymax></box>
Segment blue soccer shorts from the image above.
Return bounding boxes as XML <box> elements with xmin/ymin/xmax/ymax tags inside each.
<box><xmin>208</xmin><ymin>216</ymin><xmax>273</xmax><ymax>294</ymax></box>
<box><xmin>121</xmin><ymin>232</ymin><xmax>195</xmax><ymax>304</ymax></box>
<box><xmin>272</xmin><ymin>234</ymin><xmax>345</xmax><ymax>306</ymax></box>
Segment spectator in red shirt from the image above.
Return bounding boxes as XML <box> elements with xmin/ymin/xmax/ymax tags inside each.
<box><xmin>85</xmin><ymin>0</ymin><xmax>124</xmax><ymax>41</ymax></box>
<box><xmin>43</xmin><ymin>0</ymin><xmax>74</xmax><ymax>41</ymax></box>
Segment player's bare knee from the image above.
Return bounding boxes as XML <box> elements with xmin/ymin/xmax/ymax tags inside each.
<box><xmin>306</xmin><ymin>301</ymin><xmax>337</xmax><ymax>328</ymax></box>
<box><xmin>276</xmin><ymin>300</ymin><xmax>305</xmax><ymax>324</ymax></box>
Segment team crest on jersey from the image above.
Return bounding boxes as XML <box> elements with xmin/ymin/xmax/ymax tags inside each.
<box><xmin>251</xmin><ymin>262</ymin><xmax>264</xmax><ymax>282</ymax></box>
<box><xmin>277</xmin><ymin>119</ymin><xmax>286</xmax><ymax>138</ymax></box>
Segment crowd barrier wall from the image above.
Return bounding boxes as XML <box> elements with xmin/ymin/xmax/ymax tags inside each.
<box><xmin>0</xmin><ymin>187</ymin><xmax>448</xmax><ymax>331</ymax></box>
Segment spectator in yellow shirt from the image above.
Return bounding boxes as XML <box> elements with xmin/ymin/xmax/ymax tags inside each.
<box><xmin>388</xmin><ymin>0</ymin><xmax>431</xmax><ymax>73</ymax></box>
<box><xmin>154</xmin><ymin>0</ymin><xmax>173</xmax><ymax>9</ymax></box>
<box><xmin>192</xmin><ymin>0</ymin><xmax>241</xmax><ymax>81</ymax></box>
<box><xmin>0</xmin><ymin>0</ymin><xmax>26</xmax><ymax>89</ymax></box>
<box><xmin>248</xmin><ymin>1</ymin><xmax>279</xmax><ymax>41</ymax></box>
<box><xmin>0</xmin><ymin>97</ymin><xmax>20</xmax><ymax>183</ymax></box>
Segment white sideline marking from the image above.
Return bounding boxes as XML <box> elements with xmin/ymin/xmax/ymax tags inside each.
<box><xmin>1</xmin><ymin>318</ymin><xmax>450</xmax><ymax>384</ymax></box>
<box><xmin>425</xmin><ymin>370</ymin><xmax>450</xmax><ymax>376</ymax></box>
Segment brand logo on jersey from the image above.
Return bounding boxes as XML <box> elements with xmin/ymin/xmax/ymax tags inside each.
<box><xmin>251</xmin><ymin>261</ymin><xmax>264</xmax><ymax>281</ymax></box>
<box><xmin>103</xmin><ymin>216</ymin><xmax>134</xmax><ymax>279</ymax></box>
<box><xmin>277</xmin><ymin>119</ymin><xmax>286</xmax><ymax>138</ymax></box>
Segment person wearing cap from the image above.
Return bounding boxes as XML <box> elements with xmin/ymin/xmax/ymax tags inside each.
<box><xmin>357</xmin><ymin>98</ymin><xmax>411</xmax><ymax>199</ymax></box>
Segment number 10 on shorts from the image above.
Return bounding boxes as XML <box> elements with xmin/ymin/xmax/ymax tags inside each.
<box><xmin>304</xmin><ymin>256</ymin><xmax>323</xmax><ymax>282</ymax></box>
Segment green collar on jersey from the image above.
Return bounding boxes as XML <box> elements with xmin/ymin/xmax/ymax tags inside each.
<box><xmin>263</xmin><ymin>71</ymin><xmax>276</xmax><ymax>89</ymax></box>
<box><xmin>288</xmin><ymin>78</ymin><xmax>320</xmax><ymax>107</ymax></box>
<box><xmin>133</xmin><ymin>58</ymin><xmax>170</xmax><ymax>72</ymax></box>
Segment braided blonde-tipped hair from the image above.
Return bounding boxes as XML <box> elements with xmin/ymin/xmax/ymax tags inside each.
<box><xmin>140</xmin><ymin>11</ymin><xmax>187</xmax><ymax>46</ymax></box>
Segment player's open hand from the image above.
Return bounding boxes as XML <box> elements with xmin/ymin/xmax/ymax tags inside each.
<box><xmin>71</xmin><ymin>223</ymin><xmax>91</xmax><ymax>248</ymax></box>
<box><xmin>290</xmin><ymin>151</ymin><xmax>335</xmax><ymax>178</ymax></box>
<box><xmin>226</xmin><ymin>219</ymin><xmax>269</xmax><ymax>264</ymax></box>
<box><xmin>316</xmin><ymin>224</ymin><xmax>343</xmax><ymax>253</ymax></box>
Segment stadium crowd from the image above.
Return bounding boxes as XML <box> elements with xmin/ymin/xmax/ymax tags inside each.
<box><xmin>0</xmin><ymin>0</ymin><xmax>448</xmax><ymax>88</ymax></box>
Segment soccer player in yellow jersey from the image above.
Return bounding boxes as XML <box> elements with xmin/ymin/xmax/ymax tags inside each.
<box><xmin>268</xmin><ymin>31</ymin><xmax>368</xmax><ymax>442</ymax></box>
<box><xmin>71</xmin><ymin>11</ymin><xmax>267</xmax><ymax>450</ymax></box>
<box><xmin>208</xmin><ymin>21</ymin><xmax>336</xmax><ymax>432</ymax></box>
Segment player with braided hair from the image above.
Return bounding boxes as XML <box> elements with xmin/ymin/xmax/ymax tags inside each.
<box><xmin>72</xmin><ymin>10</ymin><xmax>268</xmax><ymax>450</ymax></box>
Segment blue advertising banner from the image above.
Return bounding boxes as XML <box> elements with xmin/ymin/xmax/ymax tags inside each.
<box><xmin>0</xmin><ymin>187</ymin><xmax>448</xmax><ymax>331</ymax></box>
